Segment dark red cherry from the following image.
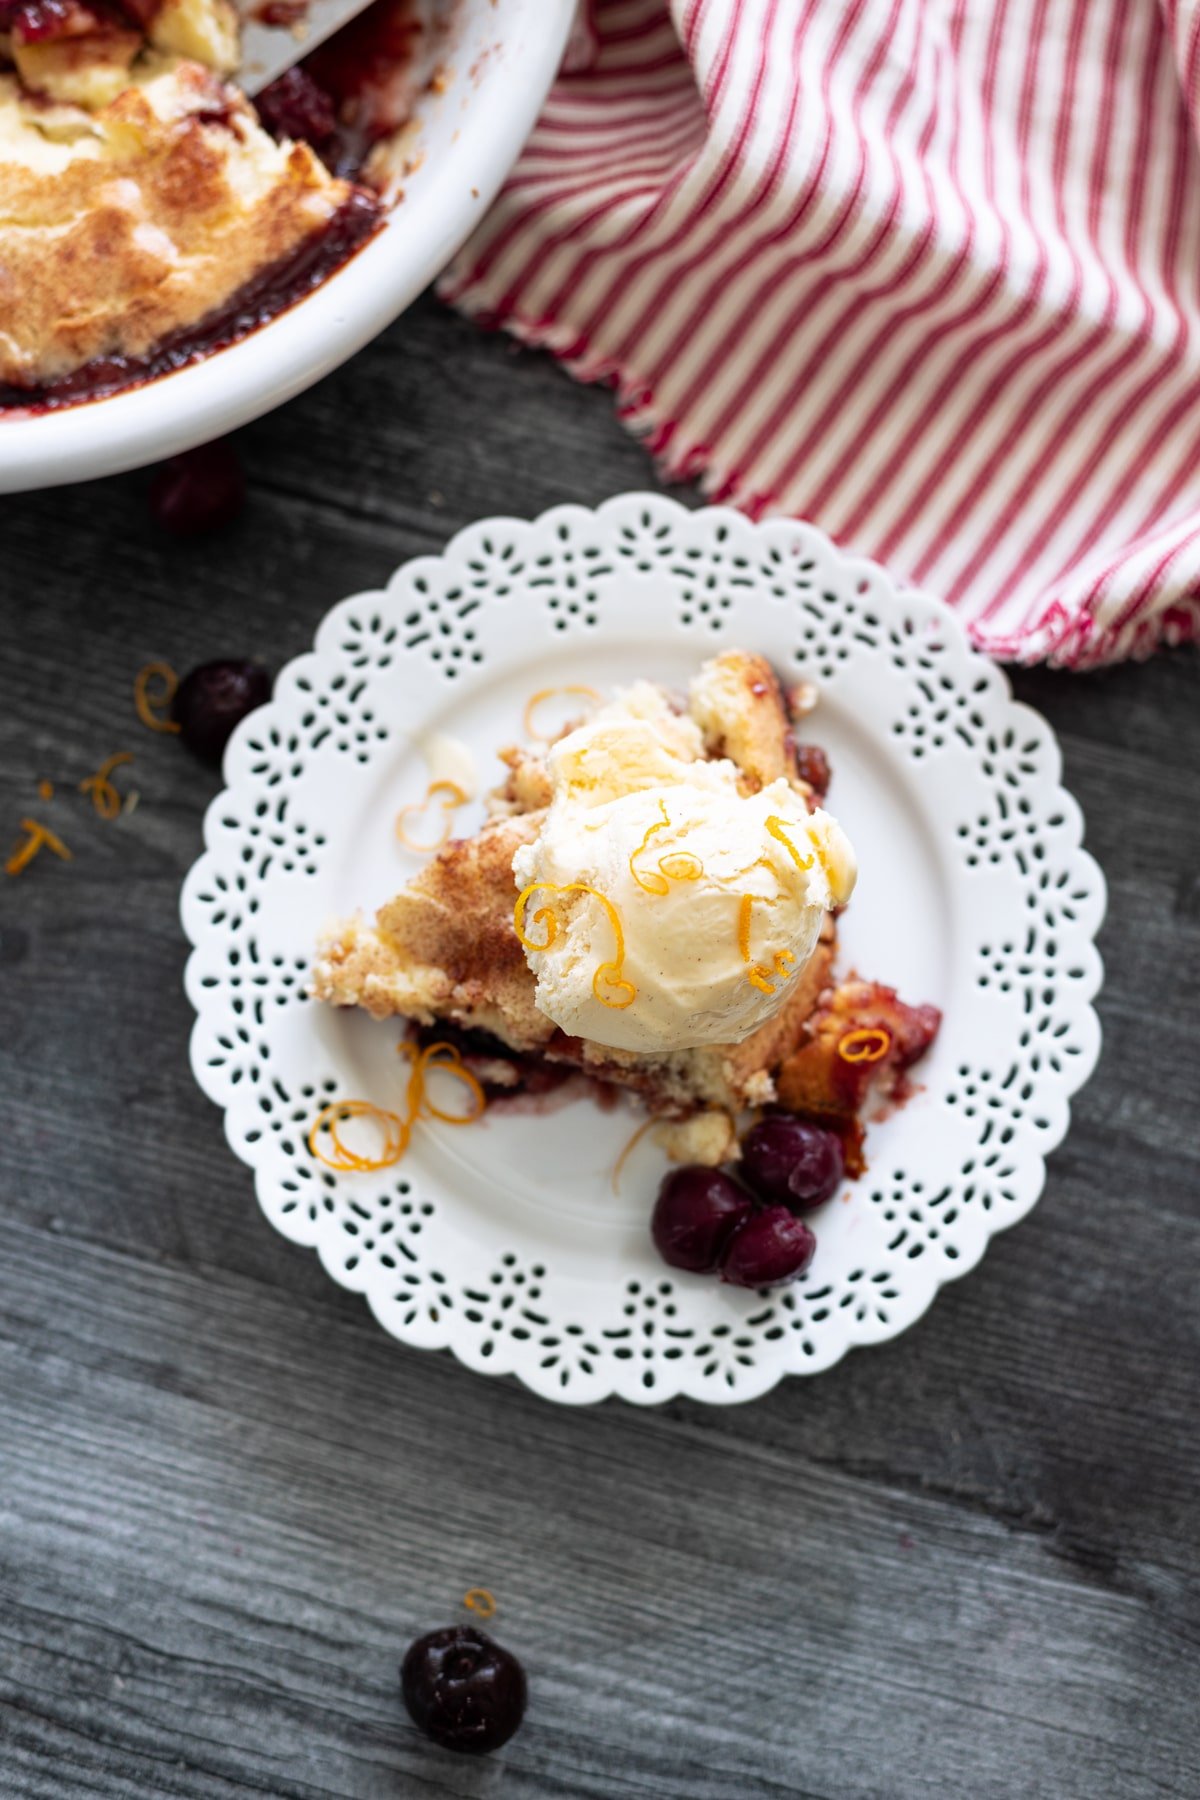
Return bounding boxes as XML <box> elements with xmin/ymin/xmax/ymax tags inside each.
<box><xmin>651</xmin><ymin>1166</ymin><xmax>755</xmax><ymax>1273</ymax></box>
<box><xmin>740</xmin><ymin>1116</ymin><xmax>844</xmax><ymax>1212</ymax></box>
<box><xmin>720</xmin><ymin>1206</ymin><xmax>817</xmax><ymax>1288</ymax></box>
<box><xmin>148</xmin><ymin>440</ymin><xmax>245</xmax><ymax>536</ymax></box>
<box><xmin>171</xmin><ymin>659</ymin><xmax>271</xmax><ymax>764</ymax></box>
<box><xmin>256</xmin><ymin>65</ymin><xmax>338</xmax><ymax>151</ymax></box>
<box><xmin>400</xmin><ymin>1626</ymin><xmax>526</xmax><ymax>1755</ymax></box>
<box><xmin>793</xmin><ymin>742</ymin><xmax>831</xmax><ymax>797</ymax></box>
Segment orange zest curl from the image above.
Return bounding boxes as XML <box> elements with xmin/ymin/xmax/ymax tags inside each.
<box><xmin>522</xmin><ymin>684</ymin><xmax>600</xmax><ymax>742</ymax></box>
<box><xmin>5</xmin><ymin>818</ymin><xmax>73</xmax><ymax>878</ymax></box>
<box><xmin>611</xmin><ymin>1116</ymin><xmax>658</xmax><ymax>1195</ymax></box>
<box><xmin>308</xmin><ymin>1042</ymin><xmax>487</xmax><ymax>1174</ymax></box>
<box><xmin>134</xmin><ymin>662</ymin><xmax>181</xmax><ymax>734</ymax></box>
<box><xmin>514</xmin><ymin>880</ymin><xmax>636</xmax><ymax>1010</ymax></box>
<box><xmin>411</xmin><ymin>1040</ymin><xmax>486</xmax><ymax>1124</ymax></box>
<box><xmin>463</xmin><ymin>1588</ymin><xmax>496</xmax><ymax>1620</ymax></box>
<box><xmin>307</xmin><ymin>1099</ymin><xmax>410</xmax><ymax>1172</ymax></box>
<box><xmin>659</xmin><ymin>851</ymin><xmax>704</xmax><ymax>882</ymax></box>
<box><xmin>737</xmin><ymin>892</ymin><xmax>756</xmax><ymax>965</ymax></box>
<box><xmin>37</xmin><ymin>779</ymin><xmax>54</xmax><ymax>801</ymax></box>
<box><xmin>395</xmin><ymin>779</ymin><xmax>468</xmax><ymax>854</ymax></box>
<box><xmin>766</xmin><ymin>814</ymin><xmax>815</xmax><ymax>875</ymax></box>
<box><xmin>628</xmin><ymin>799</ymin><xmax>705</xmax><ymax>896</ymax></box>
<box><xmin>741</xmin><ymin>822</ymin><xmax>832</xmax><ymax>993</ymax></box>
<box><xmin>79</xmin><ymin>751</ymin><xmax>134</xmax><ymax>821</ymax></box>
<box><xmin>838</xmin><ymin>1027</ymin><xmax>892</xmax><ymax>1064</ymax></box>
<box><xmin>738</xmin><ymin>890</ymin><xmax>792</xmax><ymax>996</ymax></box>
<box><xmin>808</xmin><ymin>831</ymin><xmax>838</xmax><ymax>886</ymax></box>
<box><xmin>629</xmin><ymin>801</ymin><xmax>671</xmax><ymax>895</ymax></box>
<box><xmin>769</xmin><ymin>812</ymin><xmax>844</xmax><ymax>896</ymax></box>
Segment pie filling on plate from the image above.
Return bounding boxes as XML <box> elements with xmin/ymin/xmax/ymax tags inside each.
<box><xmin>0</xmin><ymin>0</ymin><xmax>449</xmax><ymax>406</ymax></box>
<box><xmin>313</xmin><ymin>650</ymin><xmax>941</xmax><ymax>1178</ymax></box>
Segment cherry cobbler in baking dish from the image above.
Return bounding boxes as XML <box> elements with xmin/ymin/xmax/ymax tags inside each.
<box><xmin>0</xmin><ymin>0</ymin><xmax>450</xmax><ymax>406</ymax></box>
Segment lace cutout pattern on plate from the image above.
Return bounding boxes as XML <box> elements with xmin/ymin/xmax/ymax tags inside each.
<box><xmin>183</xmin><ymin>496</ymin><xmax>1105</xmax><ymax>1406</ymax></box>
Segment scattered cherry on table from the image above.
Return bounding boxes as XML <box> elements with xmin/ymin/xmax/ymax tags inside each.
<box><xmin>400</xmin><ymin>1625</ymin><xmax>527</xmax><ymax>1755</ymax></box>
<box><xmin>171</xmin><ymin>660</ymin><xmax>272</xmax><ymax>764</ymax></box>
<box><xmin>148</xmin><ymin>440</ymin><xmax>245</xmax><ymax>537</ymax></box>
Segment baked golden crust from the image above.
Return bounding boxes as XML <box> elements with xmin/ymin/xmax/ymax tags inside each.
<box><xmin>489</xmin><ymin>744</ymin><xmax>555</xmax><ymax>817</ymax></box>
<box><xmin>688</xmin><ymin>648</ymin><xmax>808</xmax><ymax>796</ymax></box>
<box><xmin>0</xmin><ymin>61</ymin><xmax>352</xmax><ymax>388</ymax></box>
<box><xmin>313</xmin><ymin>813</ymin><xmax>553</xmax><ymax>1050</ymax></box>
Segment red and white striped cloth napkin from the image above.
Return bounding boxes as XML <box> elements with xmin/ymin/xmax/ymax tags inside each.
<box><xmin>443</xmin><ymin>0</ymin><xmax>1200</xmax><ymax>667</ymax></box>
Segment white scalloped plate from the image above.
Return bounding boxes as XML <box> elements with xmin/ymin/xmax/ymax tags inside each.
<box><xmin>181</xmin><ymin>496</ymin><xmax>1106</xmax><ymax>1405</ymax></box>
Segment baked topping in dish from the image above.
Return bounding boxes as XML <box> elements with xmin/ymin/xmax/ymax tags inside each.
<box><xmin>312</xmin><ymin>651</ymin><xmax>942</xmax><ymax>1196</ymax></box>
<box><xmin>0</xmin><ymin>0</ymin><xmax>447</xmax><ymax>405</ymax></box>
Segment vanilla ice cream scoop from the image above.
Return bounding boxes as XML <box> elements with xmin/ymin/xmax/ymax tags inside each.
<box><xmin>511</xmin><ymin>691</ymin><xmax>855</xmax><ymax>1055</ymax></box>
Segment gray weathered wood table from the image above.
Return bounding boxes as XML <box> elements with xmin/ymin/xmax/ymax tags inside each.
<box><xmin>3</xmin><ymin>293</ymin><xmax>1199</xmax><ymax>1800</ymax></box>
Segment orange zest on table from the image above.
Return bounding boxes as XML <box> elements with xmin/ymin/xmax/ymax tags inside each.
<box><xmin>37</xmin><ymin>779</ymin><xmax>54</xmax><ymax>801</ymax></box>
<box><xmin>837</xmin><ymin>1027</ymin><xmax>892</xmax><ymax>1064</ymax></box>
<box><xmin>522</xmin><ymin>684</ymin><xmax>600</xmax><ymax>742</ymax></box>
<box><xmin>463</xmin><ymin>1588</ymin><xmax>496</xmax><ymax>1619</ymax></box>
<box><xmin>79</xmin><ymin>751</ymin><xmax>134</xmax><ymax>820</ymax></box>
<box><xmin>5</xmin><ymin>818</ymin><xmax>72</xmax><ymax>878</ymax></box>
<box><xmin>394</xmin><ymin>779</ymin><xmax>468</xmax><ymax>854</ymax></box>
<box><xmin>308</xmin><ymin>1041</ymin><xmax>485</xmax><ymax>1174</ymax></box>
<box><xmin>134</xmin><ymin>661</ymin><xmax>181</xmax><ymax>733</ymax></box>
<box><xmin>514</xmin><ymin>879</ymin><xmax>636</xmax><ymax>1010</ymax></box>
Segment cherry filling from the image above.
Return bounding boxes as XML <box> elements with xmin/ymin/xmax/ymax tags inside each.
<box><xmin>252</xmin><ymin>0</ymin><xmax>307</xmax><ymax>23</ymax></box>
<box><xmin>254</xmin><ymin>65</ymin><xmax>339</xmax><ymax>159</ymax></box>
<box><xmin>1</xmin><ymin>0</ymin><xmax>156</xmax><ymax>40</ymax></box>
<box><xmin>411</xmin><ymin>1022</ymin><xmax>578</xmax><ymax>1101</ymax></box>
<box><xmin>793</xmin><ymin>742</ymin><xmax>832</xmax><ymax>799</ymax></box>
<box><xmin>774</xmin><ymin>983</ymin><xmax>943</xmax><ymax>1176</ymax></box>
<box><xmin>258</xmin><ymin>0</ymin><xmax>430</xmax><ymax>178</ymax></box>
